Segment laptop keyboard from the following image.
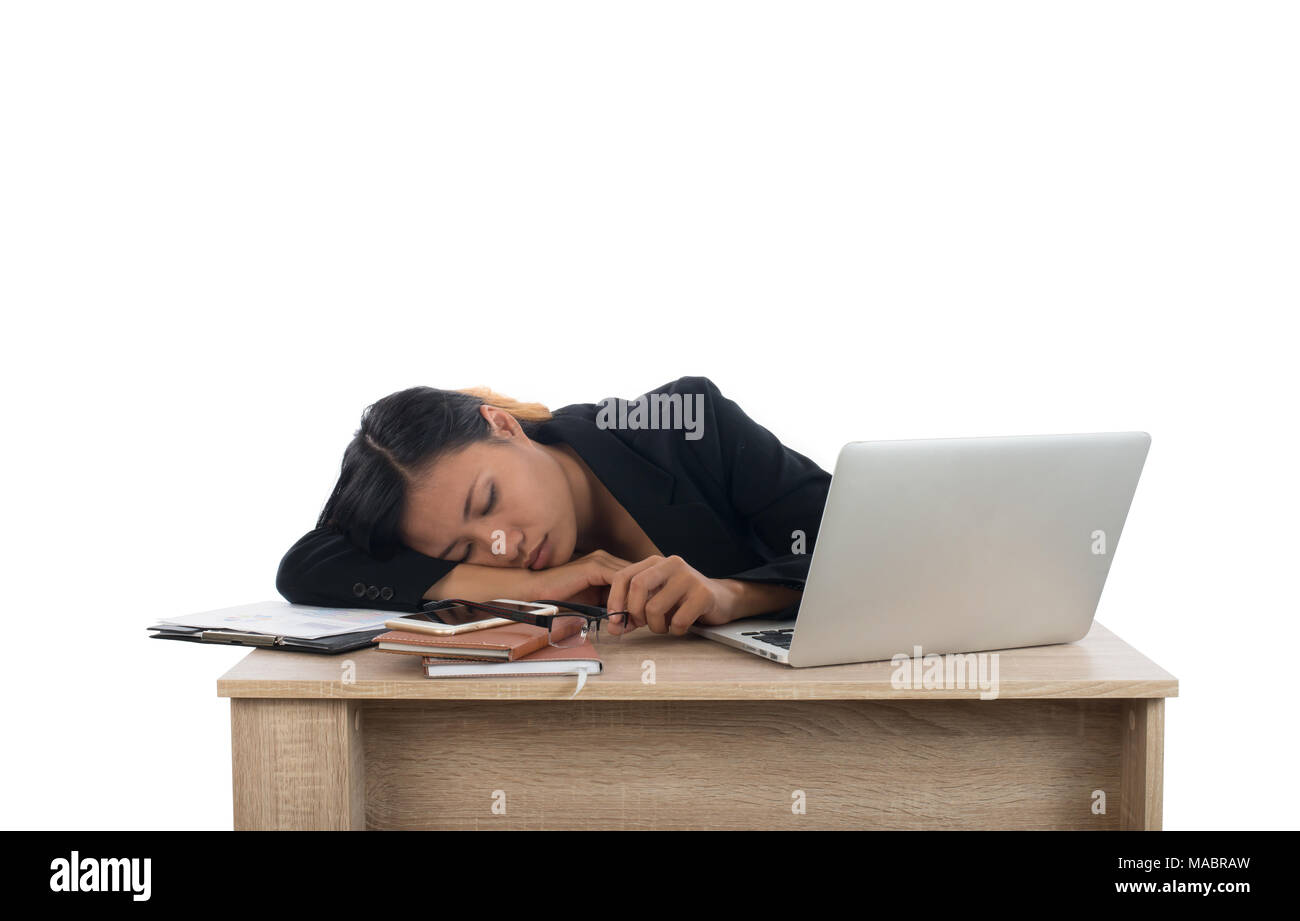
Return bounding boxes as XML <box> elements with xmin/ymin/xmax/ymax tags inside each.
<box><xmin>741</xmin><ymin>628</ymin><xmax>794</xmax><ymax>650</ymax></box>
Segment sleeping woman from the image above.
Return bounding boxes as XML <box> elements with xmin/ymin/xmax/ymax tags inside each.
<box><xmin>275</xmin><ymin>376</ymin><xmax>830</xmax><ymax>636</ymax></box>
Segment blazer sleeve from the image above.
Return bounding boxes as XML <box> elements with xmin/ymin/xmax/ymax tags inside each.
<box><xmin>275</xmin><ymin>526</ymin><xmax>457</xmax><ymax>612</ymax></box>
<box><xmin>681</xmin><ymin>376</ymin><xmax>832</xmax><ymax>592</ymax></box>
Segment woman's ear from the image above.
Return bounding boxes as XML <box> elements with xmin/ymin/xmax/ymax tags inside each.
<box><xmin>480</xmin><ymin>404</ymin><xmax>525</xmax><ymax>439</ymax></box>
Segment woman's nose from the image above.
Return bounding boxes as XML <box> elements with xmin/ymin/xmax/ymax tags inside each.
<box><xmin>485</xmin><ymin>526</ymin><xmax>525</xmax><ymax>562</ymax></box>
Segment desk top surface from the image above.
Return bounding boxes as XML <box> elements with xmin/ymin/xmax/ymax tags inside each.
<box><xmin>217</xmin><ymin>622</ymin><xmax>1178</xmax><ymax>701</ymax></box>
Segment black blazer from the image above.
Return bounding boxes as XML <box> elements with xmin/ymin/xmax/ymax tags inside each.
<box><xmin>275</xmin><ymin>376</ymin><xmax>832</xmax><ymax>615</ymax></box>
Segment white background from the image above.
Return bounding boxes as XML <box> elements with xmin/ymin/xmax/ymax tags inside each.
<box><xmin>2</xmin><ymin>1</ymin><xmax>1296</xmax><ymax>830</ymax></box>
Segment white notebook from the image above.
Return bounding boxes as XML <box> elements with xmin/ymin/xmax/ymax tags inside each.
<box><xmin>422</xmin><ymin>639</ymin><xmax>602</xmax><ymax>695</ymax></box>
<box><xmin>423</xmin><ymin>657</ymin><xmax>602</xmax><ymax>678</ymax></box>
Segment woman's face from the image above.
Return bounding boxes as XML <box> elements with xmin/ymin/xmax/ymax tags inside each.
<box><xmin>398</xmin><ymin>408</ymin><xmax>578</xmax><ymax>570</ymax></box>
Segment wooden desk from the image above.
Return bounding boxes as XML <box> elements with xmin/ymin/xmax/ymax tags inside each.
<box><xmin>217</xmin><ymin>622</ymin><xmax>1177</xmax><ymax>830</ymax></box>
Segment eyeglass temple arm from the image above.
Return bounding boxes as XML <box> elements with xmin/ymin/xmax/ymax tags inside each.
<box><xmin>533</xmin><ymin>600</ymin><xmax>635</xmax><ymax>622</ymax></box>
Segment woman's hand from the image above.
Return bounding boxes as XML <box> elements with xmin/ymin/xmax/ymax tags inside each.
<box><xmin>604</xmin><ymin>555</ymin><xmax>739</xmax><ymax>636</ymax></box>
<box><xmin>428</xmin><ymin>549</ymin><xmax>800</xmax><ymax>633</ymax></box>
<box><xmin>527</xmin><ymin>549</ymin><xmax>632</xmax><ymax>607</ymax></box>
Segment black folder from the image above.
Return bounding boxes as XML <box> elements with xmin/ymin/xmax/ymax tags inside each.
<box><xmin>147</xmin><ymin>624</ymin><xmax>385</xmax><ymax>654</ymax></box>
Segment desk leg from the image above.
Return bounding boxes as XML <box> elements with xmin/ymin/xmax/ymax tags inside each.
<box><xmin>1119</xmin><ymin>698</ymin><xmax>1165</xmax><ymax>830</ymax></box>
<box><xmin>230</xmin><ymin>698</ymin><xmax>365</xmax><ymax>831</ymax></box>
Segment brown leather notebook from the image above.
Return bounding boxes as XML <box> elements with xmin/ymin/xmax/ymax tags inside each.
<box><xmin>374</xmin><ymin>621</ymin><xmax>549</xmax><ymax>661</ymax></box>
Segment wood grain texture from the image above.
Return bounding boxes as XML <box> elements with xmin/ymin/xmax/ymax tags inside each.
<box><xmin>1120</xmin><ymin>697</ymin><xmax>1165</xmax><ymax>830</ymax></box>
<box><xmin>231</xmin><ymin>698</ymin><xmax>364</xmax><ymax>830</ymax></box>
<box><xmin>217</xmin><ymin>622</ymin><xmax>1178</xmax><ymax>701</ymax></box>
<box><xmin>361</xmin><ymin>699</ymin><xmax>1124</xmax><ymax>830</ymax></box>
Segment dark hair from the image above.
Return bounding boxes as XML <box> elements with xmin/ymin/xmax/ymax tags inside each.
<box><xmin>317</xmin><ymin>386</ymin><xmax>551</xmax><ymax>557</ymax></box>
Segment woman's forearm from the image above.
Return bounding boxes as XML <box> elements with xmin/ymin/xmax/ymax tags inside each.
<box><xmin>426</xmin><ymin>563</ymin><xmax>802</xmax><ymax>624</ymax></box>
<box><xmin>715</xmin><ymin>579</ymin><xmax>802</xmax><ymax>622</ymax></box>
<box><xmin>424</xmin><ymin>563</ymin><xmax>536</xmax><ymax>604</ymax></box>
<box><xmin>425</xmin><ymin>551</ymin><xmax>634</xmax><ymax>608</ymax></box>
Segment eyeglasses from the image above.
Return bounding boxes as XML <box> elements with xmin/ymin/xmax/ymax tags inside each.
<box><xmin>421</xmin><ymin>599</ymin><xmax>630</xmax><ymax>649</ymax></box>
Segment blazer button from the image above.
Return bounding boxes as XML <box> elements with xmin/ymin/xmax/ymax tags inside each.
<box><xmin>352</xmin><ymin>582</ymin><xmax>366</xmax><ymax>597</ymax></box>
<box><xmin>366</xmin><ymin>585</ymin><xmax>380</xmax><ymax>600</ymax></box>
<box><xmin>380</xmin><ymin>586</ymin><xmax>394</xmax><ymax>601</ymax></box>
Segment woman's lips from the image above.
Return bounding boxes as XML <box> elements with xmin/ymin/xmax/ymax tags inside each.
<box><xmin>527</xmin><ymin>535</ymin><xmax>549</xmax><ymax>570</ymax></box>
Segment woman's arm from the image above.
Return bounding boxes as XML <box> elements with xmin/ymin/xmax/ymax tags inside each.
<box><xmin>713</xmin><ymin>578</ymin><xmax>802</xmax><ymax>620</ymax></box>
<box><xmin>604</xmin><ymin>377</ymin><xmax>828</xmax><ymax>634</ymax></box>
<box><xmin>276</xmin><ymin>526</ymin><xmax>456</xmax><ymax>611</ymax></box>
<box><xmin>426</xmin><ymin>550</ymin><xmax>632</xmax><ymax>606</ymax></box>
<box><xmin>684</xmin><ymin>376</ymin><xmax>831</xmax><ymax>589</ymax></box>
<box><xmin>277</xmin><ymin>526</ymin><xmax>629</xmax><ymax>610</ymax></box>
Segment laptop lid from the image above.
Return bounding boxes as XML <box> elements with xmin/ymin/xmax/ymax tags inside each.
<box><xmin>786</xmin><ymin>432</ymin><xmax>1150</xmax><ymax>667</ymax></box>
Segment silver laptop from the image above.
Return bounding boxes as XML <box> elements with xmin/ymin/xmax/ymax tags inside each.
<box><xmin>691</xmin><ymin>432</ymin><xmax>1150</xmax><ymax>667</ymax></box>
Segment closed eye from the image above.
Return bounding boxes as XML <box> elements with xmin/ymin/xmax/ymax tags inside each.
<box><xmin>449</xmin><ymin>483</ymin><xmax>497</xmax><ymax>562</ymax></box>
